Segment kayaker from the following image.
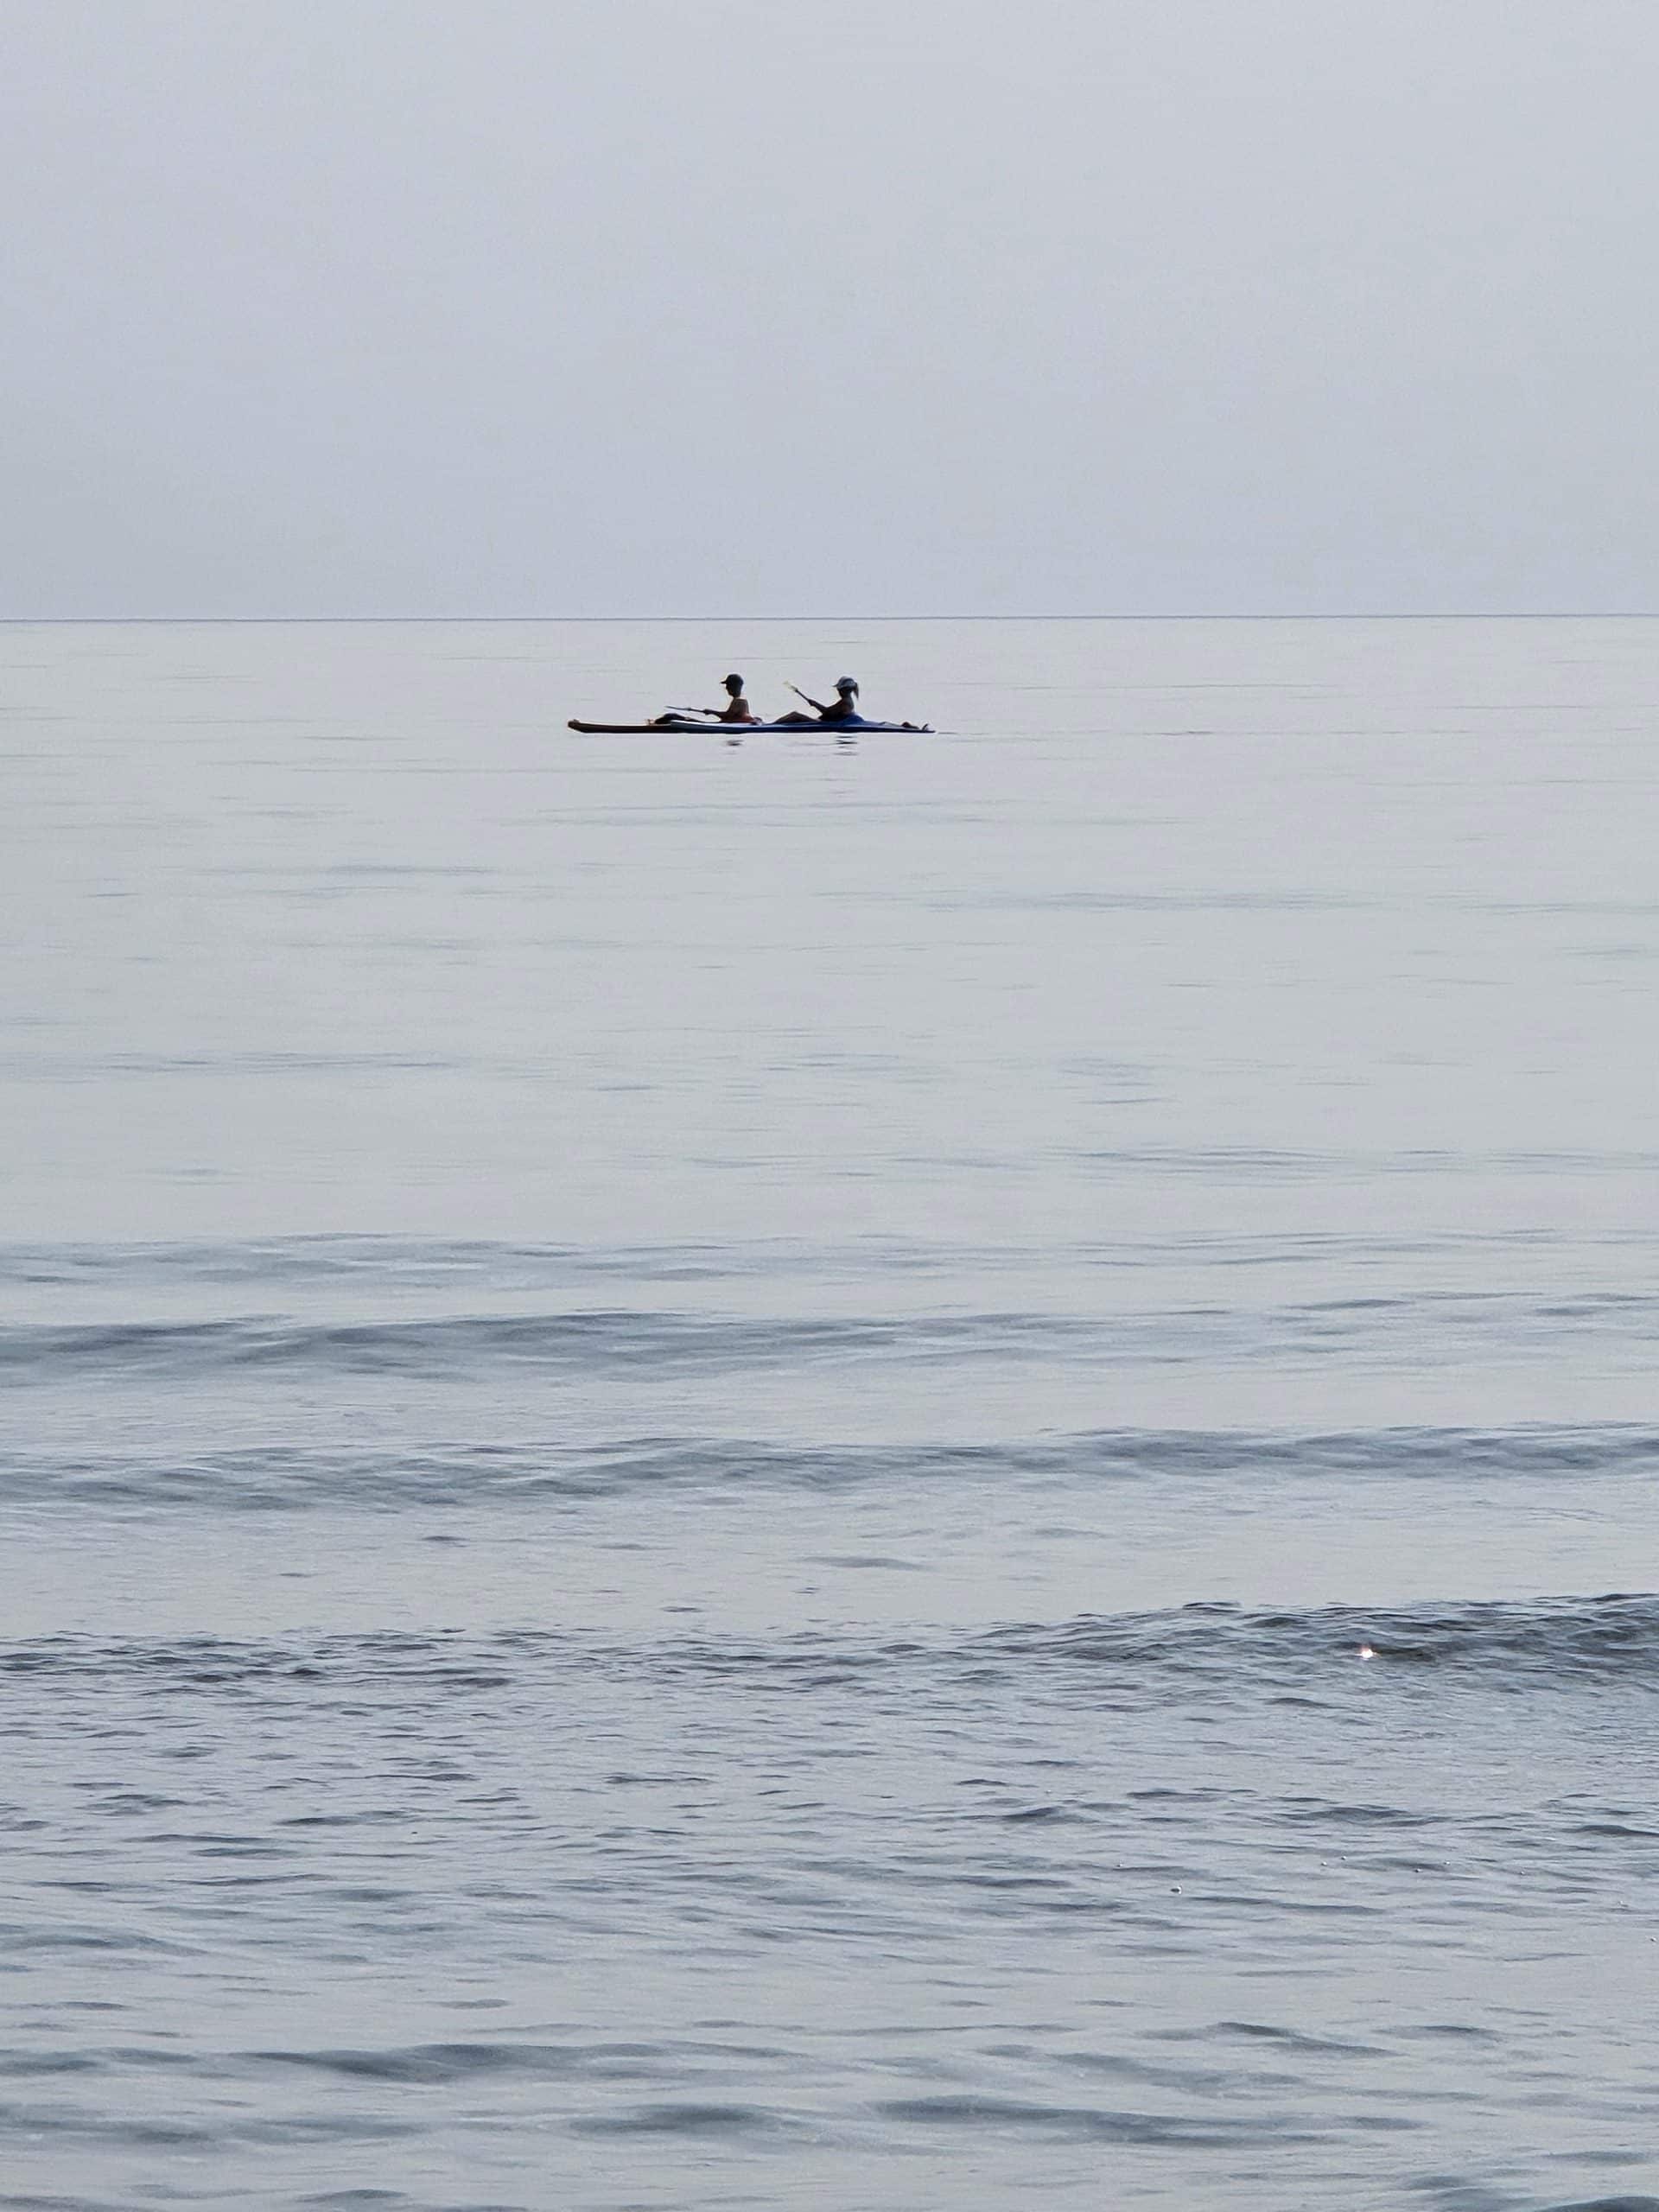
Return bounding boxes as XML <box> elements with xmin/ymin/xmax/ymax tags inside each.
<box><xmin>652</xmin><ymin>674</ymin><xmax>755</xmax><ymax>727</ymax></box>
<box><xmin>712</xmin><ymin>673</ymin><xmax>756</xmax><ymax>724</ymax></box>
<box><xmin>777</xmin><ymin>677</ymin><xmax>861</xmax><ymax>725</ymax></box>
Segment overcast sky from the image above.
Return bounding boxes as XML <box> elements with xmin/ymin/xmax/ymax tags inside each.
<box><xmin>3</xmin><ymin>0</ymin><xmax>1655</xmax><ymax>616</ymax></box>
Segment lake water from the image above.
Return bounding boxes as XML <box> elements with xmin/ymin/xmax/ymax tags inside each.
<box><xmin>3</xmin><ymin>617</ymin><xmax>1657</xmax><ymax>2211</ymax></box>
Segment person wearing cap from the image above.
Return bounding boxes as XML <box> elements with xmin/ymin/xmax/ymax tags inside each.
<box><xmin>777</xmin><ymin>677</ymin><xmax>862</xmax><ymax>725</ymax></box>
<box><xmin>652</xmin><ymin>673</ymin><xmax>756</xmax><ymax>727</ymax></box>
<box><xmin>710</xmin><ymin>673</ymin><xmax>755</xmax><ymax>724</ymax></box>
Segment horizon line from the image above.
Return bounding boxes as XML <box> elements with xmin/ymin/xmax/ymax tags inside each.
<box><xmin>0</xmin><ymin>611</ymin><xmax>1655</xmax><ymax>626</ymax></box>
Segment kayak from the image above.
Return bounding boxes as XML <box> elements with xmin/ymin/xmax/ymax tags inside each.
<box><xmin>568</xmin><ymin>716</ymin><xmax>933</xmax><ymax>734</ymax></box>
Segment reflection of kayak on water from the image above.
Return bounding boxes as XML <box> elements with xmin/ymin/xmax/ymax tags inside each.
<box><xmin>567</xmin><ymin>715</ymin><xmax>934</xmax><ymax>734</ymax></box>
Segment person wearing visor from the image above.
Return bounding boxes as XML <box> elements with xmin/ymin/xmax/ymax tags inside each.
<box><xmin>778</xmin><ymin>677</ymin><xmax>862</xmax><ymax>726</ymax></box>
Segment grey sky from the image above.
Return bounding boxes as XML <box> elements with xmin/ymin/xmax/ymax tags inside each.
<box><xmin>3</xmin><ymin>0</ymin><xmax>1655</xmax><ymax>617</ymax></box>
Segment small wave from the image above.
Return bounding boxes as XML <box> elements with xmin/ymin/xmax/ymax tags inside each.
<box><xmin>0</xmin><ymin>1307</ymin><xmax>1094</xmax><ymax>1382</ymax></box>
<box><xmin>6</xmin><ymin>1288</ymin><xmax>1656</xmax><ymax>1389</ymax></box>
<box><xmin>873</xmin><ymin>2092</ymin><xmax>1332</xmax><ymax>2145</ymax></box>
<box><xmin>0</xmin><ymin>1236</ymin><xmax>857</xmax><ymax>1293</ymax></box>
<box><xmin>0</xmin><ymin>1227</ymin><xmax>1627</xmax><ymax>1295</ymax></box>
<box><xmin>569</xmin><ymin>2101</ymin><xmax>801</xmax><ymax>2139</ymax></box>
<box><xmin>3</xmin><ymin>1426</ymin><xmax>1652</xmax><ymax>1511</ymax></box>
<box><xmin>253</xmin><ymin>2038</ymin><xmax>769</xmax><ymax>2086</ymax></box>
<box><xmin>7</xmin><ymin>1594</ymin><xmax>1658</xmax><ymax>1699</ymax></box>
<box><xmin>1077</xmin><ymin>1145</ymin><xmax>1659</xmax><ymax>1181</ymax></box>
<box><xmin>1539</xmin><ymin>2200</ymin><xmax>1659</xmax><ymax>2212</ymax></box>
<box><xmin>973</xmin><ymin>1594</ymin><xmax>1659</xmax><ymax>1688</ymax></box>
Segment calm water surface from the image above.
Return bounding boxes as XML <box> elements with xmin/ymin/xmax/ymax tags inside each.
<box><xmin>3</xmin><ymin>618</ymin><xmax>1657</xmax><ymax>2210</ymax></box>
